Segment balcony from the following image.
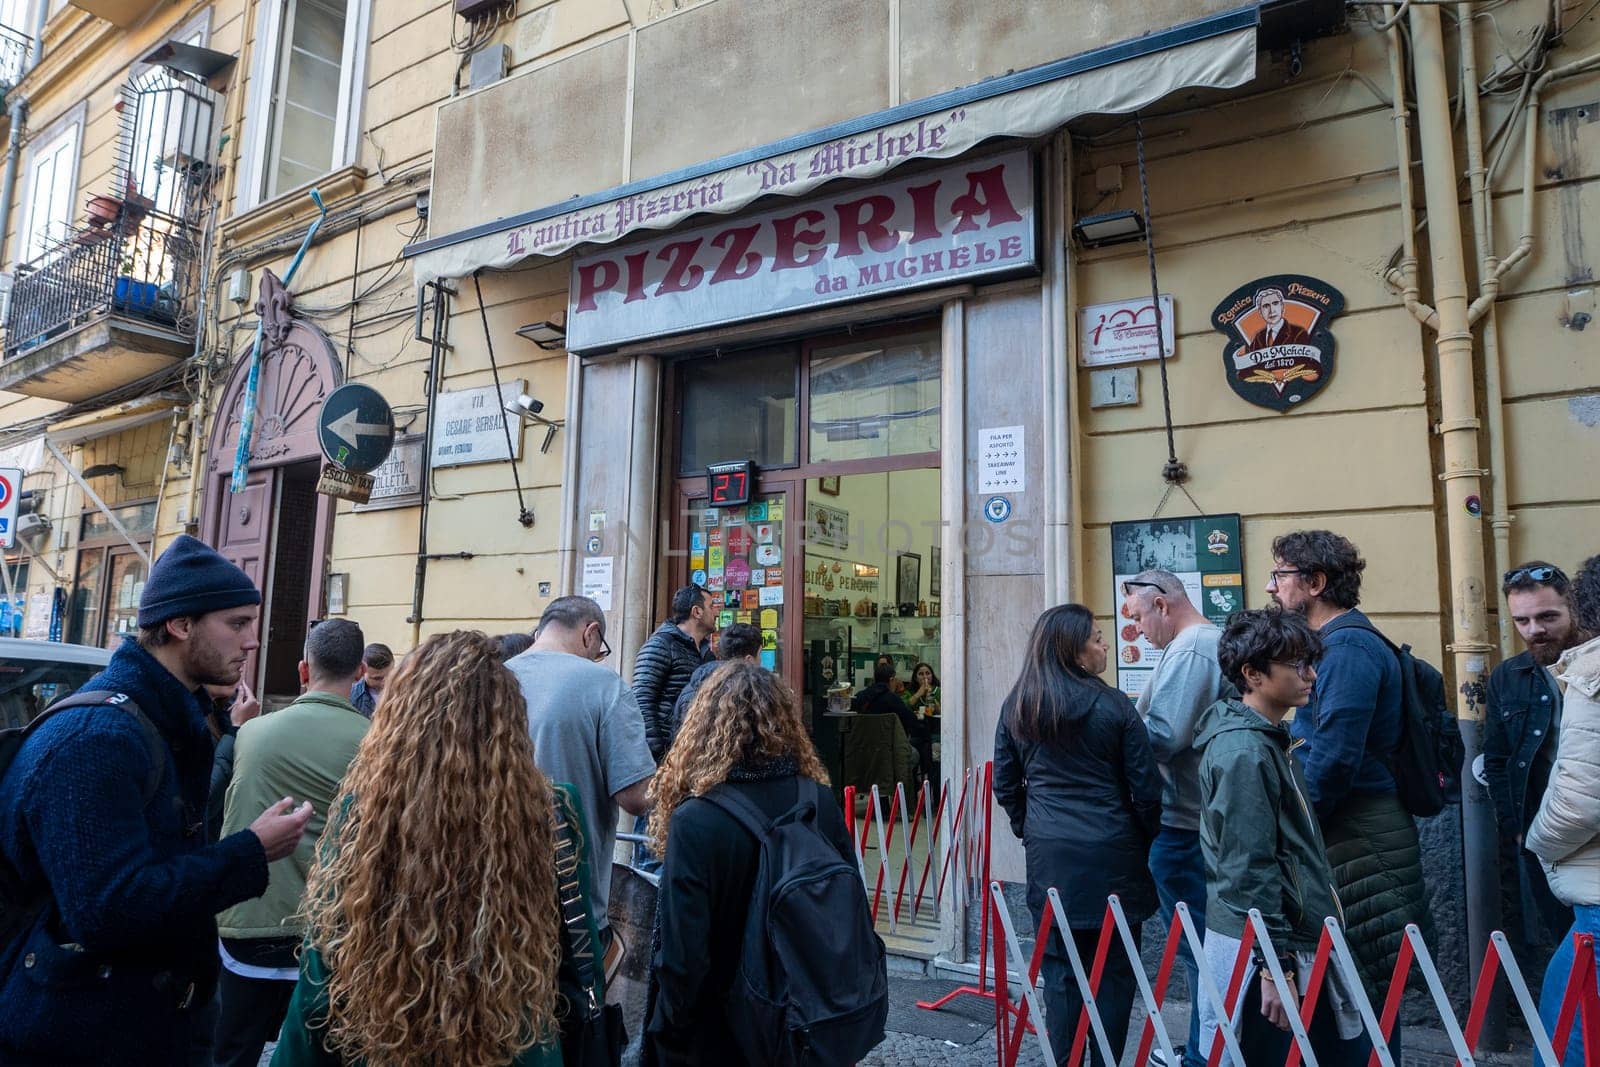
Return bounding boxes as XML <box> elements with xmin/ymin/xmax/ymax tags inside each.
<box><xmin>0</xmin><ymin>71</ymin><xmax>214</xmax><ymax>403</ymax></box>
<box><xmin>0</xmin><ymin>24</ymin><xmax>30</xmax><ymax>97</ymax></box>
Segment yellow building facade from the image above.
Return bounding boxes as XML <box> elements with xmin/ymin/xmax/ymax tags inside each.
<box><xmin>1</xmin><ymin>0</ymin><xmax>1598</xmax><ymax>970</ymax></box>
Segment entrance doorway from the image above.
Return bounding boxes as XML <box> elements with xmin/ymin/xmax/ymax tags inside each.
<box><xmin>203</xmin><ymin>323</ymin><xmax>341</xmax><ymax>707</ymax></box>
<box><xmin>663</xmin><ymin>321</ymin><xmax>943</xmax><ymax>952</ymax></box>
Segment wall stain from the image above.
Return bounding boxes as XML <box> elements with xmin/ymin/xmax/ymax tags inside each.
<box><xmin>1569</xmin><ymin>394</ymin><xmax>1600</xmax><ymax>428</ymax></box>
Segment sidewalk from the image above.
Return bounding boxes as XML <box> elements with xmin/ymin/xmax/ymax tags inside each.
<box><xmin>868</xmin><ymin>975</ymin><xmax>1533</xmax><ymax>1067</ymax></box>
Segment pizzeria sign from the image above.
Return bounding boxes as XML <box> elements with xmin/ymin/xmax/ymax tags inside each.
<box><xmin>566</xmin><ymin>150</ymin><xmax>1036</xmax><ymax>351</ymax></box>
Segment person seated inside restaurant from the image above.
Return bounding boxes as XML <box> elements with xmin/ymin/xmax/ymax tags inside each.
<box><xmin>854</xmin><ymin>659</ymin><xmax>931</xmax><ymax>781</ymax></box>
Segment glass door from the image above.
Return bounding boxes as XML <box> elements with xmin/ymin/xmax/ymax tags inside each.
<box><xmin>101</xmin><ymin>547</ymin><xmax>149</xmax><ymax>648</ymax></box>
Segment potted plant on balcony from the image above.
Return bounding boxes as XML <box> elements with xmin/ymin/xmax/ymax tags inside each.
<box><xmin>113</xmin><ymin>253</ymin><xmax>160</xmax><ymax>317</ymax></box>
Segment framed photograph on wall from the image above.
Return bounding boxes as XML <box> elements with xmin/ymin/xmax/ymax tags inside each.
<box><xmin>326</xmin><ymin>573</ymin><xmax>349</xmax><ymax>616</ymax></box>
<box><xmin>930</xmin><ymin>545</ymin><xmax>941</xmax><ymax>597</ymax></box>
<box><xmin>818</xmin><ymin>475</ymin><xmax>841</xmax><ymax>496</ymax></box>
<box><xmin>896</xmin><ymin>552</ymin><xmax>922</xmax><ymax>608</ymax></box>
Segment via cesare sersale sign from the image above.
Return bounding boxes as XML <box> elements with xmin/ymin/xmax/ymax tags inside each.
<box><xmin>0</xmin><ymin>468</ymin><xmax>22</xmax><ymax>549</ymax></box>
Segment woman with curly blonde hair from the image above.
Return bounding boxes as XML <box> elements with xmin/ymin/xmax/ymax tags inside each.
<box><xmin>271</xmin><ymin>630</ymin><xmax>601</xmax><ymax>1067</ymax></box>
<box><xmin>643</xmin><ymin>660</ymin><xmax>870</xmax><ymax>1065</ymax></box>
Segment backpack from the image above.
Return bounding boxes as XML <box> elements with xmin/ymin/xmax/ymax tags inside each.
<box><xmin>1328</xmin><ymin>619</ymin><xmax>1464</xmax><ymax>817</ymax></box>
<box><xmin>703</xmin><ymin>779</ymin><xmax>889</xmax><ymax>1066</ymax></box>
<box><xmin>0</xmin><ymin>691</ymin><xmax>163</xmax><ymax>949</ymax></box>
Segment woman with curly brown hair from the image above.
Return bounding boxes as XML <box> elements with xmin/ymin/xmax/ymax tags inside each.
<box><xmin>644</xmin><ymin>660</ymin><xmax>875</xmax><ymax>1065</ymax></box>
<box><xmin>270</xmin><ymin>630</ymin><xmax>602</xmax><ymax>1067</ymax></box>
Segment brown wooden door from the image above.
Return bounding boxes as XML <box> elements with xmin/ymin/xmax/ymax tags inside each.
<box><xmin>214</xmin><ymin>468</ymin><xmax>273</xmax><ymax>687</ymax></box>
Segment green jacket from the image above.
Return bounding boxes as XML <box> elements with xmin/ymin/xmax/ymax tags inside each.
<box><xmin>1195</xmin><ymin>697</ymin><xmax>1343</xmax><ymax>954</ymax></box>
<box><xmin>218</xmin><ymin>690</ymin><xmax>369</xmax><ymax>940</ymax></box>
<box><xmin>269</xmin><ymin>782</ymin><xmax>600</xmax><ymax>1067</ymax></box>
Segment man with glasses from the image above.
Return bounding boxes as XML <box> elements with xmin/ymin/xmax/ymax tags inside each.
<box><xmin>1123</xmin><ymin>570</ymin><xmax>1235</xmax><ymax>1067</ymax></box>
<box><xmin>1266</xmin><ymin>530</ymin><xmax>1425</xmax><ymax>1063</ymax></box>
<box><xmin>1485</xmin><ymin>562</ymin><xmax>1582</xmax><ymax>966</ymax></box>
<box><xmin>505</xmin><ymin>595</ymin><xmax>653</xmax><ymax>967</ymax></box>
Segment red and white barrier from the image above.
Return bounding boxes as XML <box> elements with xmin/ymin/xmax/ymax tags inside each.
<box><xmin>984</xmin><ymin>883</ymin><xmax>1600</xmax><ymax>1067</ymax></box>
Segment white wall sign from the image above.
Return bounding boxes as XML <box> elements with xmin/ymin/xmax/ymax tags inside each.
<box><xmin>567</xmin><ymin>151</ymin><xmax>1036</xmax><ymax>351</ymax></box>
<box><xmin>977</xmin><ymin>426</ymin><xmax>1025</xmax><ymax>495</ymax></box>
<box><xmin>581</xmin><ymin>556</ymin><xmax>614</xmax><ymax>611</ymax></box>
<box><xmin>1079</xmin><ymin>295</ymin><xmax>1176</xmax><ymax>367</ymax></box>
<box><xmin>430</xmin><ymin>383</ymin><xmax>524</xmax><ymax>469</ymax></box>
<box><xmin>354</xmin><ymin>434</ymin><xmax>425</xmax><ymax>511</ymax></box>
<box><xmin>24</xmin><ymin>589</ymin><xmax>50</xmax><ymax>640</ymax></box>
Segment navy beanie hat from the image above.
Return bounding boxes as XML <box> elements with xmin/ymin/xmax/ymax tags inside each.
<box><xmin>136</xmin><ymin>534</ymin><xmax>262</xmax><ymax>628</ymax></box>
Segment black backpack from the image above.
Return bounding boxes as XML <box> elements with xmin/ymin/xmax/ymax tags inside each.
<box><xmin>0</xmin><ymin>691</ymin><xmax>163</xmax><ymax>948</ymax></box>
<box><xmin>1328</xmin><ymin>619</ymin><xmax>1464</xmax><ymax>817</ymax></box>
<box><xmin>703</xmin><ymin>780</ymin><xmax>889</xmax><ymax>1066</ymax></box>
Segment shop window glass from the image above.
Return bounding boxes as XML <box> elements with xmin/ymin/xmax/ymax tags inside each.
<box><xmin>81</xmin><ymin>501</ymin><xmax>158</xmax><ymax>543</ymax></box>
<box><xmin>808</xmin><ymin>331</ymin><xmax>940</xmax><ymax>464</ymax></box>
<box><xmin>679</xmin><ymin>346</ymin><xmax>798</xmax><ymax>474</ymax></box>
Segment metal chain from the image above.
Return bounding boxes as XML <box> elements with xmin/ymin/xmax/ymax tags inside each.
<box><xmin>1134</xmin><ymin>115</ymin><xmax>1187</xmax><ymax>488</ymax></box>
<box><xmin>471</xmin><ymin>271</ymin><xmax>535</xmax><ymax>527</ymax></box>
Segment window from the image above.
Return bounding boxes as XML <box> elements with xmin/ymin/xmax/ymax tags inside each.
<box><xmin>808</xmin><ymin>330</ymin><xmax>941</xmax><ymax>464</ymax></box>
<box><xmin>243</xmin><ymin>0</ymin><xmax>369</xmax><ymax>208</ymax></box>
<box><xmin>17</xmin><ymin>104</ymin><xmax>83</xmax><ymax>264</ymax></box>
<box><xmin>678</xmin><ymin>345</ymin><xmax>799</xmax><ymax>474</ymax></box>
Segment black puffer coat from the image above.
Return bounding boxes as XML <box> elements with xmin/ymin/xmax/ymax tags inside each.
<box><xmin>631</xmin><ymin>622</ymin><xmax>710</xmax><ymax>758</ymax></box>
<box><xmin>1323</xmin><ymin>791</ymin><xmax>1427</xmax><ymax>992</ymax></box>
<box><xmin>993</xmin><ymin>680</ymin><xmax>1163</xmax><ymax>928</ymax></box>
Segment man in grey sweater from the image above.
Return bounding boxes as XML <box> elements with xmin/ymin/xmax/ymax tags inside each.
<box><xmin>1125</xmin><ymin>569</ymin><xmax>1236</xmax><ymax>1067</ymax></box>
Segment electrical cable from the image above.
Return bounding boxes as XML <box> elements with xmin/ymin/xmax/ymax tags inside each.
<box><xmin>1133</xmin><ymin>115</ymin><xmax>1186</xmax><ymax>492</ymax></box>
<box><xmin>471</xmin><ymin>271</ymin><xmax>534</xmax><ymax>527</ymax></box>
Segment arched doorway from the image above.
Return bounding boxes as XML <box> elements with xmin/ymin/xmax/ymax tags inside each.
<box><xmin>203</xmin><ymin>321</ymin><xmax>342</xmax><ymax>705</ymax></box>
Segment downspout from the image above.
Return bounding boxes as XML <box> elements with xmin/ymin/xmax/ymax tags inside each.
<box><xmin>1458</xmin><ymin>4</ymin><xmax>1515</xmax><ymax>661</ymax></box>
<box><xmin>1408</xmin><ymin>1</ymin><xmax>1498</xmax><ymax>1016</ymax></box>
<box><xmin>1042</xmin><ymin>131</ymin><xmax>1072</xmax><ymax>605</ymax></box>
<box><xmin>0</xmin><ymin>0</ymin><xmax>45</xmax><ymax>268</ymax></box>
<box><xmin>1380</xmin><ymin>9</ymin><xmax>1437</xmax><ymax>330</ymax></box>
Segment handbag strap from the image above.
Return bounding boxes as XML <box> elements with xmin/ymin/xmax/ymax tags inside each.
<box><xmin>552</xmin><ymin>793</ymin><xmax>600</xmax><ymax>1017</ymax></box>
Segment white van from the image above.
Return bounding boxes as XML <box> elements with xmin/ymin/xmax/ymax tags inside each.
<box><xmin>0</xmin><ymin>638</ymin><xmax>113</xmax><ymax>731</ymax></box>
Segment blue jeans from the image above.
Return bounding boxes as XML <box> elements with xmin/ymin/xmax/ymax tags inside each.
<box><xmin>1539</xmin><ymin>904</ymin><xmax>1600</xmax><ymax>1067</ymax></box>
<box><xmin>1150</xmin><ymin>826</ymin><xmax>1209</xmax><ymax>1067</ymax></box>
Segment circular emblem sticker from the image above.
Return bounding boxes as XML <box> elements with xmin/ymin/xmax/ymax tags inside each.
<box><xmin>983</xmin><ymin>496</ymin><xmax>1012</xmax><ymax>523</ymax></box>
<box><xmin>586</xmin><ymin>535</ymin><xmax>602</xmax><ymax>555</ymax></box>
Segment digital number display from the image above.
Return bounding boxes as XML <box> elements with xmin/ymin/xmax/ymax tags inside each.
<box><xmin>706</xmin><ymin>460</ymin><xmax>756</xmax><ymax>507</ymax></box>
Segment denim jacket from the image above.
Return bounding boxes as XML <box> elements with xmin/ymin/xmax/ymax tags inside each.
<box><xmin>1482</xmin><ymin>650</ymin><xmax>1561</xmax><ymax>839</ymax></box>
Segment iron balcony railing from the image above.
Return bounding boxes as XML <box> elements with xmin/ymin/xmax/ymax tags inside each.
<box><xmin>3</xmin><ymin>212</ymin><xmax>202</xmax><ymax>361</ymax></box>
<box><xmin>0</xmin><ymin>23</ymin><xmax>30</xmax><ymax>94</ymax></box>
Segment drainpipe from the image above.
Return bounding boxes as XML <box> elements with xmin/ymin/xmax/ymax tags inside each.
<box><xmin>0</xmin><ymin>95</ymin><xmax>25</xmax><ymax>266</ymax></box>
<box><xmin>1458</xmin><ymin>5</ymin><xmax>1516</xmax><ymax>662</ymax></box>
<box><xmin>1407</xmin><ymin>2</ymin><xmax>1498</xmax><ymax>1015</ymax></box>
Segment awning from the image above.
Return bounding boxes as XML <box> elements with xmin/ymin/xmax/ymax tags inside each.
<box><xmin>44</xmin><ymin>393</ymin><xmax>184</xmax><ymax>447</ymax></box>
<box><xmin>405</xmin><ymin>6</ymin><xmax>1259</xmax><ymax>286</ymax></box>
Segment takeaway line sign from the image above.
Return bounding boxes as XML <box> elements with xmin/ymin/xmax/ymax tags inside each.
<box><xmin>566</xmin><ymin>150</ymin><xmax>1036</xmax><ymax>351</ymax></box>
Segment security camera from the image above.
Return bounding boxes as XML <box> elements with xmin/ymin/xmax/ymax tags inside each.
<box><xmin>502</xmin><ymin>393</ymin><xmax>564</xmax><ymax>453</ymax></box>
<box><xmin>511</xmin><ymin>393</ymin><xmax>543</xmax><ymax>416</ymax></box>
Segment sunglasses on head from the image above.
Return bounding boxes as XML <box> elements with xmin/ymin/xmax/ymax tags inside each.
<box><xmin>1504</xmin><ymin>565</ymin><xmax>1565</xmax><ymax>586</ymax></box>
<box><xmin>1120</xmin><ymin>579</ymin><xmax>1173</xmax><ymax>598</ymax></box>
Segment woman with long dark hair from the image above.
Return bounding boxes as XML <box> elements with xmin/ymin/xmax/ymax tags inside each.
<box><xmin>271</xmin><ymin>630</ymin><xmax>598</xmax><ymax>1066</ymax></box>
<box><xmin>993</xmin><ymin>604</ymin><xmax>1163</xmax><ymax>1066</ymax></box>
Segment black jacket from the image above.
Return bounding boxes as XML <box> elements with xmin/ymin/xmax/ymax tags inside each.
<box><xmin>1483</xmin><ymin>649</ymin><xmax>1562</xmax><ymax>839</ymax></box>
<box><xmin>669</xmin><ymin>660</ymin><xmax>721</xmax><ymax>744</ymax></box>
<box><xmin>646</xmin><ymin>774</ymin><xmax>856</xmax><ymax>1065</ymax></box>
<box><xmin>992</xmin><ymin>679</ymin><xmax>1163</xmax><ymax>927</ymax></box>
<box><xmin>852</xmin><ymin>681</ymin><xmax>926</xmax><ymax>744</ymax></box>
<box><xmin>631</xmin><ymin>623</ymin><xmax>710</xmax><ymax>758</ymax></box>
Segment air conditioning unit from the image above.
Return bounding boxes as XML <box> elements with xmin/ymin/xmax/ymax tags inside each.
<box><xmin>14</xmin><ymin>511</ymin><xmax>50</xmax><ymax>546</ymax></box>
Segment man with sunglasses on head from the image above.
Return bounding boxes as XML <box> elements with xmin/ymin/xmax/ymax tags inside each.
<box><xmin>1484</xmin><ymin>563</ymin><xmax>1583</xmax><ymax>965</ymax></box>
<box><xmin>1266</xmin><ymin>530</ymin><xmax>1425</xmax><ymax>1065</ymax></box>
<box><xmin>1123</xmin><ymin>570</ymin><xmax>1235</xmax><ymax>1067</ymax></box>
<box><xmin>505</xmin><ymin>594</ymin><xmax>654</xmax><ymax>973</ymax></box>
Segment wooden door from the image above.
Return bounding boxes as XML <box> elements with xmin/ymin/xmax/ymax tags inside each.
<box><xmin>214</xmin><ymin>468</ymin><xmax>273</xmax><ymax>687</ymax></box>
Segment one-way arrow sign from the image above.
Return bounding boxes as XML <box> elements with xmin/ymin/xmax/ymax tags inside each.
<box><xmin>317</xmin><ymin>383</ymin><xmax>395</xmax><ymax>474</ymax></box>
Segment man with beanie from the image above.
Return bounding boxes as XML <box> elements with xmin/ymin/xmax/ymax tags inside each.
<box><xmin>213</xmin><ymin>618</ymin><xmax>370</xmax><ymax>1067</ymax></box>
<box><xmin>0</xmin><ymin>534</ymin><xmax>313</xmax><ymax>1065</ymax></box>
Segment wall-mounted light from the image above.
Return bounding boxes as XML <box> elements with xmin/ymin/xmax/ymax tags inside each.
<box><xmin>81</xmin><ymin>463</ymin><xmax>126</xmax><ymax>480</ymax></box>
<box><xmin>516</xmin><ymin>317</ymin><xmax>567</xmax><ymax>350</ymax></box>
<box><xmin>1071</xmin><ymin>209</ymin><xmax>1147</xmax><ymax>248</ymax></box>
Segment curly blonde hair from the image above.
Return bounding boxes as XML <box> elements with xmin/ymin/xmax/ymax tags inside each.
<box><xmin>648</xmin><ymin>660</ymin><xmax>826</xmax><ymax>853</ymax></box>
<box><xmin>301</xmin><ymin>630</ymin><xmax>562</xmax><ymax>1065</ymax></box>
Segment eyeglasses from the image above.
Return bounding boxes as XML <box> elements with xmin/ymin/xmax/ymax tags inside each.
<box><xmin>1272</xmin><ymin>660</ymin><xmax>1316</xmax><ymax>680</ymax></box>
<box><xmin>1504</xmin><ymin>565</ymin><xmax>1565</xmax><ymax>586</ymax></box>
<box><xmin>594</xmin><ymin>633</ymin><xmax>612</xmax><ymax>661</ymax></box>
<box><xmin>1120</xmin><ymin>580</ymin><xmax>1172</xmax><ymax>598</ymax></box>
<box><xmin>1267</xmin><ymin>568</ymin><xmax>1306</xmax><ymax>584</ymax></box>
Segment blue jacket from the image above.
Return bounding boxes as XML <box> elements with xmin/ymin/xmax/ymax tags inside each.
<box><xmin>1290</xmin><ymin>609</ymin><xmax>1404</xmax><ymax>820</ymax></box>
<box><xmin>0</xmin><ymin>638</ymin><xmax>269</xmax><ymax>1064</ymax></box>
<box><xmin>1482</xmin><ymin>650</ymin><xmax>1561</xmax><ymax>839</ymax></box>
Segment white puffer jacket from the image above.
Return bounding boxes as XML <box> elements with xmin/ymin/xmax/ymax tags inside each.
<box><xmin>1526</xmin><ymin>634</ymin><xmax>1600</xmax><ymax>907</ymax></box>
